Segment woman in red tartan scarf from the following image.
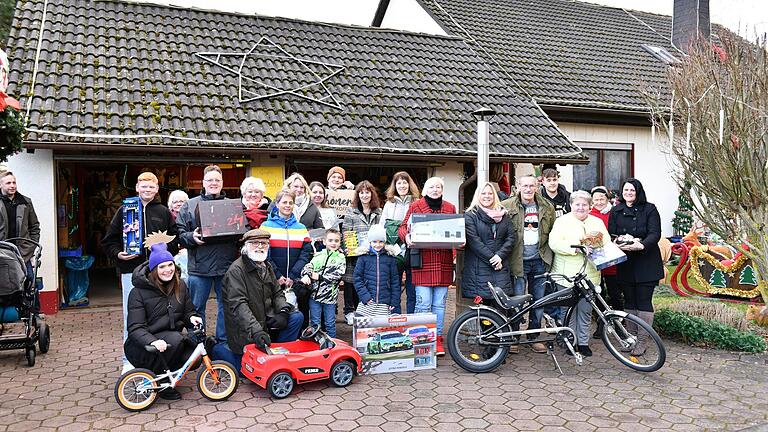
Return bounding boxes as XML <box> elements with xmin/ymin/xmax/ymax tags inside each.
<box><xmin>398</xmin><ymin>177</ymin><xmax>457</xmax><ymax>356</ymax></box>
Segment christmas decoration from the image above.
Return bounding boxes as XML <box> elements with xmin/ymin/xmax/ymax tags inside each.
<box><xmin>740</xmin><ymin>265</ymin><xmax>758</xmax><ymax>286</ymax></box>
<box><xmin>0</xmin><ymin>49</ymin><xmax>24</xmax><ymax>162</ymax></box>
<box><xmin>672</xmin><ymin>189</ymin><xmax>694</xmax><ymax>236</ymax></box>
<box><xmin>709</xmin><ymin>268</ymin><xmax>726</xmax><ymax>288</ymax></box>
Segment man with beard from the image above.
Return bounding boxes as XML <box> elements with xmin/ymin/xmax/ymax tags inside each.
<box><xmin>212</xmin><ymin>229</ymin><xmax>303</xmax><ymax>368</ymax></box>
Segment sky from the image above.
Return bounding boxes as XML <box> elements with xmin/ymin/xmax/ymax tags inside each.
<box><xmin>127</xmin><ymin>0</ymin><xmax>767</xmax><ymax>39</ymax></box>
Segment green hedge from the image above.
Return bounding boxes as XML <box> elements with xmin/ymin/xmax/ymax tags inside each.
<box><xmin>655</xmin><ymin>309</ymin><xmax>767</xmax><ymax>353</ymax></box>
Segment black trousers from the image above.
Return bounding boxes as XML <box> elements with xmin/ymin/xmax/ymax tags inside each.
<box><xmin>602</xmin><ymin>274</ymin><xmax>623</xmax><ymax>310</ymax></box>
<box><xmin>620</xmin><ymin>282</ymin><xmax>656</xmax><ymax>312</ymax></box>
<box><xmin>343</xmin><ymin>283</ymin><xmax>360</xmax><ymax>315</ymax></box>
<box><xmin>124</xmin><ymin>330</ymin><xmax>195</xmax><ymax>374</ymax></box>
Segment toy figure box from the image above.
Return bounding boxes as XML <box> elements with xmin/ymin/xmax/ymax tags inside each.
<box><xmin>195</xmin><ymin>199</ymin><xmax>248</xmax><ymax>241</ymax></box>
<box><xmin>408</xmin><ymin>213</ymin><xmax>465</xmax><ymax>249</ymax></box>
<box><xmin>352</xmin><ymin>313</ymin><xmax>437</xmax><ymax>375</ymax></box>
<box><xmin>588</xmin><ymin>242</ymin><xmax>627</xmax><ymax>270</ymax></box>
<box><xmin>122</xmin><ymin>197</ymin><xmax>142</xmax><ymax>255</ymax></box>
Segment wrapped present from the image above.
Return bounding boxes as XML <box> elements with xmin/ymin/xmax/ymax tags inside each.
<box><xmin>408</xmin><ymin>213</ymin><xmax>465</xmax><ymax>249</ymax></box>
<box><xmin>122</xmin><ymin>197</ymin><xmax>142</xmax><ymax>255</ymax></box>
<box><xmin>588</xmin><ymin>242</ymin><xmax>627</xmax><ymax>271</ymax></box>
<box><xmin>195</xmin><ymin>199</ymin><xmax>248</xmax><ymax>241</ymax></box>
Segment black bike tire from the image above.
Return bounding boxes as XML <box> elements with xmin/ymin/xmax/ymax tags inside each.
<box><xmin>601</xmin><ymin>313</ymin><xmax>666</xmax><ymax>372</ymax></box>
<box><xmin>446</xmin><ymin>309</ymin><xmax>509</xmax><ymax>374</ymax></box>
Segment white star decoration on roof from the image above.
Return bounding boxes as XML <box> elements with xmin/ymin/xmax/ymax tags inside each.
<box><xmin>195</xmin><ymin>36</ymin><xmax>345</xmax><ymax>110</ymax></box>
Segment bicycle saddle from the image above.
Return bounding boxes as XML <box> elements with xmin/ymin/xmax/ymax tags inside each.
<box><xmin>488</xmin><ymin>282</ymin><xmax>532</xmax><ymax>310</ymax></box>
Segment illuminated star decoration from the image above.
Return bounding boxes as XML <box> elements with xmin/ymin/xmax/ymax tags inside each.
<box><xmin>195</xmin><ymin>36</ymin><xmax>345</xmax><ymax>110</ymax></box>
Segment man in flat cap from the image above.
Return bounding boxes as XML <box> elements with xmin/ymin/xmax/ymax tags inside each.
<box><xmin>213</xmin><ymin>229</ymin><xmax>303</xmax><ymax>367</ymax></box>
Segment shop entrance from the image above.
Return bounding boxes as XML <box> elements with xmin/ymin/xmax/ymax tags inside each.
<box><xmin>55</xmin><ymin>161</ymin><xmax>247</xmax><ymax>308</ymax></box>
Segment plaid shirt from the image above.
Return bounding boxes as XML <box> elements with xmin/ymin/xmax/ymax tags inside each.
<box><xmin>398</xmin><ymin>198</ymin><xmax>457</xmax><ymax>287</ymax></box>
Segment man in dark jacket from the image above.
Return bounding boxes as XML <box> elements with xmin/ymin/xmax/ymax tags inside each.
<box><xmin>0</xmin><ymin>171</ymin><xmax>40</xmax><ymax>269</ymax></box>
<box><xmin>176</xmin><ymin>165</ymin><xmax>239</xmax><ymax>343</ymax></box>
<box><xmin>101</xmin><ymin>171</ymin><xmax>177</xmax><ymax>372</ymax></box>
<box><xmin>213</xmin><ymin>229</ymin><xmax>303</xmax><ymax>368</ymax></box>
<box><xmin>540</xmin><ymin>168</ymin><xmax>571</xmax><ymax>218</ymax></box>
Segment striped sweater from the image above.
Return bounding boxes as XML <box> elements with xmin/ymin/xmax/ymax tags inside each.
<box><xmin>261</xmin><ymin>208</ymin><xmax>312</xmax><ymax>280</ymax></box>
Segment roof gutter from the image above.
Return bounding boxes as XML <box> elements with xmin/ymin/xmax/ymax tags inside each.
<box><xmin>538</xmin><ymin>103</ymin><xmax>653</xmax><ymax>127</ymax></box>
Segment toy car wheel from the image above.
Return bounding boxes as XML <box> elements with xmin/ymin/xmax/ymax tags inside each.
<box><xmin>330</xmin><ymin>360</ymin><xmax>355</xmax><ymax>387</ymax></box>
<box><xmin>25</xmin><ymin>346</ymin><xmax>35</xmax><ymax>367</ymax></box>
<box><xmin>267</xmin><ymin>371</ymin><xmax>294</xmax><ymax>399</ymax></box>
<box><xmin>197</xmin><ymin>360</ymin><xmax>239</xmax><ymax>401</ymax></box>
<box><xmin>39</xmin><ymin>322</ymin><xmax>50</xmax><ymax>354</ymax></box>
<box><xmin>115</xmin><ymin>368</ymin><xmax>158</xmax><ymax>412</ymax></box>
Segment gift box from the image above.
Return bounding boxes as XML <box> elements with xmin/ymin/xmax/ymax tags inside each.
<box><xmin>195</xmin><ymin>199</ymin><xmax>248</xmax><ymax>241</ymax></box>
<box><xmin>352</xmin><ymin>313</ymin><xmax>437</xmax><ymax>375</ymax></box>
<box><xmin>408</xmin><ymin>213</ymin><xmax>465</xmax><ymax>249</ymax></box>
<box><xmin>588</xmin><ymin>242</ymin><xmax>628</xmax><ymax>270</ymax></box>
<box><xmin>122</xmin><ymin>197</ymin><xmax>142</xmax><ymax>255</ymax></box>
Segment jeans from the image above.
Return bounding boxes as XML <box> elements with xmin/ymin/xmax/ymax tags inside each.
<box><xmin>513</xmin><ymin>258</ymin><xmax>557</xmax><ymax>338</ymax></box>
<box><xmin>309</xmin><ymin>299</ymin><xmax>336</xmax><ymax>338</ymax></box>
<box><xmin>187</xmin><ymin>274</ymin><xmax>226</xmax><ymax>342</ymax></box>
<box><xmin>212</xmin><ymin>311</ymin><xmax>304</xmax><ymax>373</ymax></box>
<box><xmin>415</xmin><ymin>285</ymin><xmax>448</xmax><ymax>336</ymax></box>
<box><xmin>121</xmin><ymin>272</ymin><xmax>134</xmax><ymax>368</ymax></box>
<box><xmin>394</xmin><ymin>268</ymin><xmax>414</xmax><ymax>314</ymax></box>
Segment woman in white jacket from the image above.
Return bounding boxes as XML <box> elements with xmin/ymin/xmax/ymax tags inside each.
<box><xmin>380</xmin><ymin>171</ymin><xmax>421</xmax><ymax>313</ymax></box>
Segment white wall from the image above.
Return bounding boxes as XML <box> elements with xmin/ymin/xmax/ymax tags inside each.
<box><xmin>434</xmin><ymin>161</ymin><xmax>463</xmax><ymax>209</ymax></box>
<box><xmin>556</xmin><ymin>122</ymin><xmax>677</xmax><ymax>236</ymax></box>
<box><xmin>6</xmin><ymin>150</ymin><xmax>58</xmax><ymax>293</ymax></box>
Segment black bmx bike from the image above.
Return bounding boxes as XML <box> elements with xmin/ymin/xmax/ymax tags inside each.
<box><xmin>447</xmin><ymin>245</ymin><xmax>665</xmax><ymax>374</ymax></box>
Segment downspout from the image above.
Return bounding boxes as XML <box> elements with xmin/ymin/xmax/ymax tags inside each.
<box><xmin>371</xmin><ymin>0</ymin><xmax>391</xmax><ymax>27</ymax></box>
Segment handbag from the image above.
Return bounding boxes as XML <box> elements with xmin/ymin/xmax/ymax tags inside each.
<box><xmin>408</xmin><ymin>247</ymin><xmax>422</xmax><ymax>269</ymax></box>
<box><xmin>355</xmin><ymin>302</ymin><xmax>391</xmax><ymax>317</ymax></box>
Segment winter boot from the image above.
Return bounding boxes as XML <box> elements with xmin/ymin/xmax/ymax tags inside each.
<box><xmin>631</xmin><ymin>311</ymin><xmax>654</xmax><ymax>356</ymax></box>
<box><xmin>620</xmin><ymin>309</ymin><xmax>638</xmax><ymax>352</ymax></box>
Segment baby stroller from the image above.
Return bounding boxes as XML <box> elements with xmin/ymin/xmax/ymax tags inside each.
<box><xmin>0</xmin><ymin>238</ymin><xmax>49</xmax><ymax>366</ymax></box>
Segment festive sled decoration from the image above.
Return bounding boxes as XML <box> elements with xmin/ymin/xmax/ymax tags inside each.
<box><xmin>670</xmin><ymin>242</ymin><xmax>764</xmax><ymax>302</ymax></box>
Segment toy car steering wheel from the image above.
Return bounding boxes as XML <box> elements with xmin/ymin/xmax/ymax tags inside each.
<box><xmin>300</xmin><ymin>324</ymin><xmax>321</xmax><ymax>341</ymax></box>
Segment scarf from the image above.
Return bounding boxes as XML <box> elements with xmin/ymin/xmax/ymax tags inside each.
<box><xmin>480</xmin><ymin>205</ymin><xmax>506</xmax><ymax>223</ymax></box>
<box><xmin>293</xmin><ymin>194</ymin><xmax>310</xmax><ymax>220</ymax></box>
<box><xmin>598</xmin><ymin>203</ymin><xmax>612</xmax><ymax>215</ymax></box>
<box><xmin>424</xmin><ymin>195</ymin><xmax>443</xmax><ymax>212</ymax></box>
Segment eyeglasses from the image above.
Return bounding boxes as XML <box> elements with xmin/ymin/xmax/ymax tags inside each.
<box><xmin>204</xmin><ymin>178</ymin><xmax>222</xmax><ymax>183</ymax></box>
<box><xmin>246</xmin><ymin>241</ymin><xmax>270</xmax><ymax>248</ymax></box>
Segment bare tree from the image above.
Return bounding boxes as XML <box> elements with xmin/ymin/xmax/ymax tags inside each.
<box><xmin>645</xmin><ymin>34</ymin><xmax>768</xmax><ymax>302</ymax></box>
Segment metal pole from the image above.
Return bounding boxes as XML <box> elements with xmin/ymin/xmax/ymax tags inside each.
<box><xmin>477</xmin><ymin>119</ymin><xmax>489</xmax><ymax>185</ymax></box>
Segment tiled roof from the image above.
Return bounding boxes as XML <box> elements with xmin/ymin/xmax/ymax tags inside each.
<box><xmin>6</xmin><ymin>0</ymin><xmax>583</xmax><ymax>160</ymax></box>
<box><xmin>419</xmin><ymin>0</ymin><xmax>720</xmax><ymax>111</ymax></box>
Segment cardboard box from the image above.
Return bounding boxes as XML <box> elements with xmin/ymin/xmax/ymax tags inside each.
<box><xmin>122</xmin><ymin>197</ymin><xmax>142</xmax><ymax>255</ymax></box>
<box><xmin>195</xmin><ymin>199</ymin><xmax>248</xmax><ymax>240</ymax></box>
<box><xmin>408</xmin><ymin>213</ymin><xmax>465</xmax><ymax>249</ymax></box>
<box><xmin>352</xmin><ymin>313</ymin><xmax>437</xmax><ymax>375</ymax></box>
<box><xmin>588</xmin><ymin>242</ymin><xmax>628</xmax><ymax>270</ymax></box>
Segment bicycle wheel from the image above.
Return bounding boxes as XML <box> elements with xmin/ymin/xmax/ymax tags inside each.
<box><xmin>197</xmin><ymin>360</ymin><xmax>239</xmax><ymax>401</ymax></box>
<box><xmin>446</xmin><ymin>308</ymin><xmax>509</xmax><ymax>373</ymax></box>
<box><xmin>601</xmin><ymin>313</ymin><xmax>666</xmax><ymax>372</ymax></box>
<box><xmin>115</xmin><ymin>368</ymin><xmax>158</xmax><ymax>412</ymax></box>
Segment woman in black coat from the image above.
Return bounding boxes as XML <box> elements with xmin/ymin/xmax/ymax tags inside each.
<box><xmin>462</xmin><ymin>182</ymin><xmax>516</xmax><ymax>307</ymax></box>
<box><xmin>608</xmin><ymin>178</ymin><xmax>663</xmax><ymax>355</ymax></box>
<box><xmin>125</xmin><ymin>243</ymin><xmax>202</xmax><ymax>400</ymax></box>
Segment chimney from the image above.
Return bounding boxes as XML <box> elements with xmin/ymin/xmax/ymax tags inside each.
<box><xmin>672</xmin><ymin>0</ymin><xmax>711</xmax><ymax>52</ymax></box>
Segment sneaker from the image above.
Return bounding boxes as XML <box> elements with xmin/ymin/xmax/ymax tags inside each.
<box><xmin>508</xmin><ymin>345</ymin><xmax>520</xmax><ymax>354</ymax></box>
<box><xmin>158</xmin><ymin>387</ymin><xmax>182</xmax><ymax>401</ymax></box>
<box><xmin>530</xmin><ymin>342</ymin><xmax>547</xmax><ymax>354</ymax></box>
<box><xmin>344</xmin><ymin>312</ymin><xmax>355</xmax><ymax>326</ymax></box>
<box><xmin>435</xmin><ymin>336</ymin><xmax>445</xmax><ymax>356</ymax></box>
<box><xmin>578</xmin><ymin>345</ymin><xmax>593</xmax><ymax>357</ymax></box>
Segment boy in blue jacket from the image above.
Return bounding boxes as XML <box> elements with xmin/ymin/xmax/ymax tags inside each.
<box><xmin>353</xmin><ymin>225</ymin><xmax>401</xmax><ymax>314</ymax></box>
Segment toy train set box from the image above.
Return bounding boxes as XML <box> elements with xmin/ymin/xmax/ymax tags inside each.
<box><xmin>194</xmin><ymin>199</ymin><xmax>248</xmax><ymax>241</ymax></box>
<box><xmin>408</xmin><ymin>214</ymin><xmax>465</xmax><ymax>249</ymax></box>
<box><xmin>352</xmin><ymin>313</ymin><xmax>437</xmax><ymax>375</ymax></box>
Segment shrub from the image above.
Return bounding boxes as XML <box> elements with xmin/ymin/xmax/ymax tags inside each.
<box><xmin>655</xmin><ymin>309</ymin><xmax>766</xmax><ymax>353</ymax></box>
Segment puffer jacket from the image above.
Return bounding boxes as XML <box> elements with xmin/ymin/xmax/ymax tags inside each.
<box><xmin>126</xmin><ymin>261</ymin><xmax>196</xmax><ymax>347</ymax></box>
<box><xmin>353</xmin><ymin>248</ymin><xmax>400</xmax><ymax>307</ymax></box>
<box><xmin>301</xmin><ymin>249</ymin><xmax>346</xmax><ymax>304</ymax></box>
<box><xmin>103</xmin><ymin>196</ymin><xmax>178</xmax><ymax>274</ymax></box>
<box><xmin>461</xmin><ymin>206</ymin><xmax>516</xmax><ymax>298</ymax></box>
<box><xmin>500</xmin><ymin>192</ymin><xmax>555</xmax><ymax>277</ymax></box>
<box><xmin>175</xmin><ymin>192</ymin><xmax>238</xmax><ymax>277</ymax></box>
<box><xmin>221</xmin><ymin>256</ymin><xmax>289</xmax><ymax>355</ymax></box>
<box><xmin>380</xmin><ymin>195</ymin><xmax>413</xmax><ymax>224</ymax></box>
<box><xmin>261</xmin><ymin>207</ymin><xmax>312</xmax><ymax>280</ymax></box>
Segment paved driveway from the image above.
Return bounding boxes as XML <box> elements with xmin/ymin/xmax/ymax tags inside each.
<box><xmin>0</xmin><ymin>303</ymin><xmax>766</xmax><ymax>431</ymax></box>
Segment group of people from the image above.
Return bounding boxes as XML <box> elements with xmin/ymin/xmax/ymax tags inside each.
<box><xmin>108</xmin><ymin>164</ymin><xmax>663</xmax><ymax>400</ymax></box>
<box><xmin>463</xmin><ymin>168</ymin><xmax>663</xmax><ymax>358</ymax></box>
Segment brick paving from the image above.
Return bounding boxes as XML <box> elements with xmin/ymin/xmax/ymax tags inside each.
<box><xmin>0</xmin><ymin>294</ymin><xmax>767</xmax><ymax>431</ymax></box>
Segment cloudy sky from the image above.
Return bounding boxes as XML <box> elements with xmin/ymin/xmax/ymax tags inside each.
<box><xmin>128</xmin><ymin>0</ymin><xmax>767</xmax><ymax>39</ymax></box>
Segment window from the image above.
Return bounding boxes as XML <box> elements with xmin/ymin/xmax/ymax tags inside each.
<box><xmin>573</xmin><ymin>143</ymin><xmax>632</xmax><ymax>198</ymax></box>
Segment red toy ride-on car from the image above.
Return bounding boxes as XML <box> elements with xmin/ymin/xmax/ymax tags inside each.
<box><xmin>241</xmin><ymin>324</ymin><xmax>363</xmax><ymax>399</ymax></box>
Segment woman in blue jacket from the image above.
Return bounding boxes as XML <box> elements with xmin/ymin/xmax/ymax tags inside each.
<box><xmin>353</xmin><ymin>225</ymin><xmax>400</xmax><ymax>314</ymax></box>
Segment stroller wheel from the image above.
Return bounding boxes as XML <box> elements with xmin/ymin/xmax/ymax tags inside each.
<box><xmin>39</xmin><ymin>323</ymin><xmax>50</xmax><ymax>354</ymax></box>
<box><xmin>26</xmin><ymin>346</ymin><xmax>35</xmax><ymax>367</ymax></box>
